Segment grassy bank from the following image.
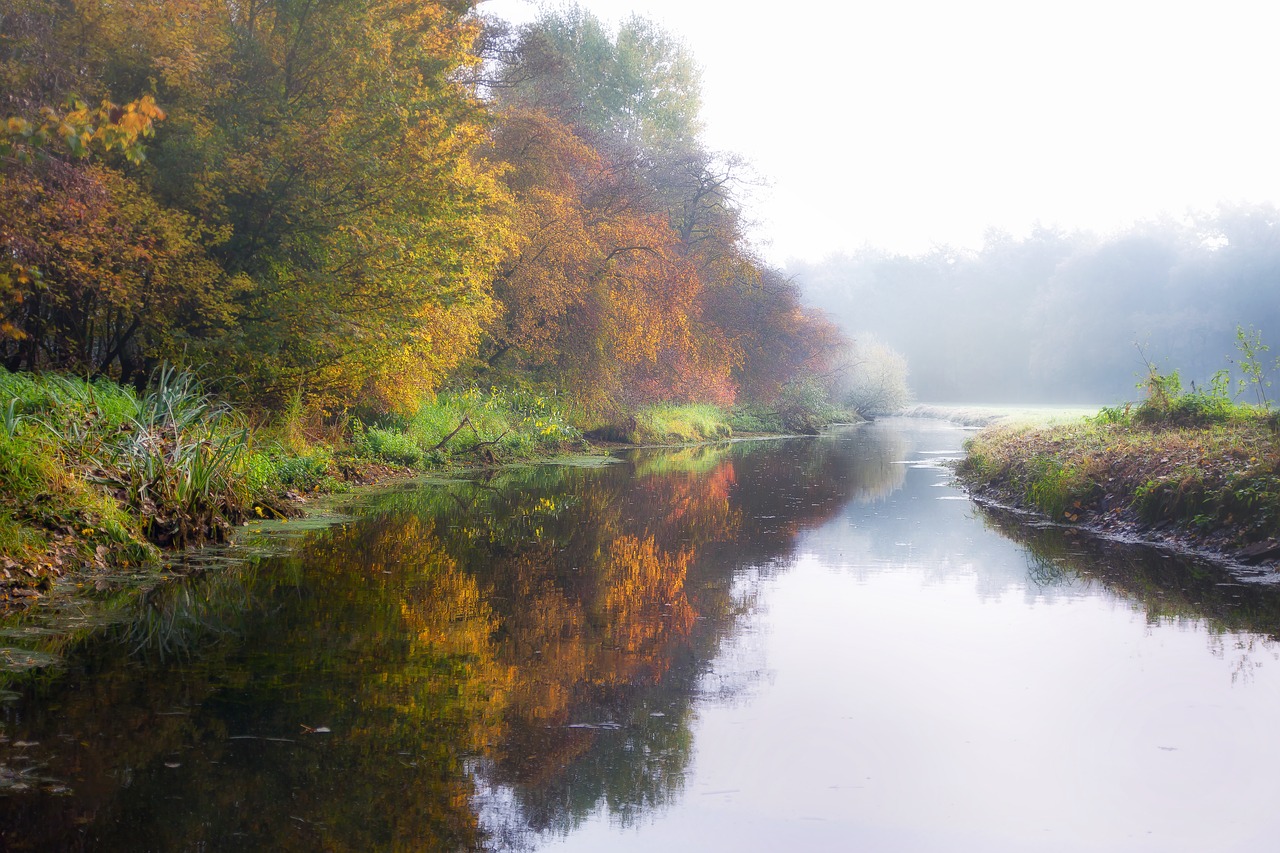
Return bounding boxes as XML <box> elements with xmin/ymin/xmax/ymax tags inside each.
<box><xmin>2</xmin><ymin>369</ymin><xmax>855</xmax><ymax>610</ymax></box>
<box><xmin>2</xmin><ymin>367</ymin><xmax>249</xmax><ymax>598</ymax></box>
<box><xmin>0</xmin><ymin>371</ymin><xmax>591</xmax><ymax>609</ymax></box>
<box><xmin>584</xmin><ymin>403</ymin><xmax>734</xmax><ymax>445</ymax></box>
<box><xmin>355</xmin><ymin>386</ymin><xmax>584</xmax><ymax>467</ymax></box>
<box><xmin>957</xmin><ymin>385</ymin><xmax>1280</xmax><ymax>564</ymax></box>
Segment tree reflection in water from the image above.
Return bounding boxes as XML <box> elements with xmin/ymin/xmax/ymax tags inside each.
<box><xmin>0</xmin><ymin>427</ymin><xmax>914</xmax><ymax>850</ymax></box>
<box><xmin>978</xmin><ymin>505</ymin><xmax>1280</xmax><ymax>685</ymax></box>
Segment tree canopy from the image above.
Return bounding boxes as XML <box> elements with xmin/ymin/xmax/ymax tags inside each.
<box><xmin>2</xmin><ymin>0</ymin><xmax>845</xmax><ymax>415</ymax></box>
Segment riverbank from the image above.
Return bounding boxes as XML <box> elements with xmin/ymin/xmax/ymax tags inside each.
<box><xmin>956</xmin><ymin>406</ymin><xmax>1280</xmax><ymax>570</ymax></box>
<box><xmin>0</xmin><ymin>369</ymin><xmax>851</xmax><ymax>614</ymax></box>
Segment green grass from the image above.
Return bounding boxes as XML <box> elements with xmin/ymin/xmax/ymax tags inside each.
<box><xmin>0</xmin><ymin>372</ymin><xmax>158</xmax><ymax>578</ymax></box>
<box><xmin>726</xmin><ymin>406</ymin><xmax>781</xmax><ymax>433</ymax></box>
<box><xmin>591</xmin><ymin>392</ymin><xmax>854</xmax><ymax>446</ymax></box>
<box><xmin>628</xmin><ymin>403</ymin><xmax>732</xmax><ymax>445</ymax></box>
<box><xmin>0</xmin><ymin>366</ymin><xmax>319</xmax><ymax>592</ymax></box>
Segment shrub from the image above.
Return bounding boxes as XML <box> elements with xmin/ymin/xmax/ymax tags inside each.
<box><xmin>728</xmin><ymin>406</ymin><xmax>781</xmax><ymax>434</ymax></box>
<box><xmin>397</xmin><ymin>385</ymin><xmax>582</xmax><ymax>464</ymax></box>
<box><xmin>273</xmin><ymin>449</ymin><xmax>333</xmax><ymax>490</ymax></box>
<box><xmin>1133</xmin><ymin>364</ymin><xmax>1258</xmax><ymax>428</ymax></box>
<box><xmin>1025</xmin><ymin>456</ymin><xmax>1092</xmax><ymax>518</ymax></box>
<box><xmin>776</xmin><ymin>378</ymin><xmax>847</xmax><ymax>434</ymax></box>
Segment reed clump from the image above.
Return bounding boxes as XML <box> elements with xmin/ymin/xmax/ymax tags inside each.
<box><xmin>0</xmin><ymin>367</ymin><xmax>281</xmax><ymax>601</ymax></box>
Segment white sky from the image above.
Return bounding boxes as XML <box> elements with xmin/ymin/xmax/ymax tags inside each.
<box><xmin>478</xmin><ymin>0</ymin><xmax>1280</xmax><ymax>264</ymax></box>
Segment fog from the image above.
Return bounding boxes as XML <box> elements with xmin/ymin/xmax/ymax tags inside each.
<box><xmin>790</xmin><ymin>205</ymin><xmax>1280</xmax><ymax>404</ymax></box>
<box><xmin>482</xmin><ymin>1</ymin><xmax>1280</xmax><ymax>265</ymax></box>
<box><xmin>477</xmin><ymin>2</ymin><xmax>1280</xmax><ymax>405</ymax></box>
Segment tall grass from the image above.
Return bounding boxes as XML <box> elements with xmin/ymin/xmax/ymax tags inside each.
<box><xmin>628</xmin><ymin>403</ymin><xmax>732</xmax><ymax>444</ymax></box>
<box><xmin>86</xmin><ymin>366</ymin><xmax>254</xmax><ymax>544</ymax></box>
<box><xmin>0</xmin><ymin>365</ymin><xmax>262</xmax><ymax>571</ymax></box>
<box><xmin>1</xmin><ymin>369</ymin><xmax>153</xmax><ymax>572</ymax></box>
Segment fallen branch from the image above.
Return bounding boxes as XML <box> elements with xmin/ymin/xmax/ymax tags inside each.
<box><xmin>431</xmin><ymin>415</ymin><xmax>472</xmax><ymax>451</ymax></box>
<box><xmin>460</xmin><ymin>430</ymin><xmax>509</xmax><ymax>455</ymax></box>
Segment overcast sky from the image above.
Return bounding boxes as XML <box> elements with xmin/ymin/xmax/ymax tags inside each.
<box><xmin>478</xmin><ymin>0</ymin><xmax>1280</xmax><ymax>264</ymax></box>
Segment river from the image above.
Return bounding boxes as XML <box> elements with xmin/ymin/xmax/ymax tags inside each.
<box><xmin>3</xmin><ymin>418</ymin><xmax>1280</xmax><ymax>851</ymax></box>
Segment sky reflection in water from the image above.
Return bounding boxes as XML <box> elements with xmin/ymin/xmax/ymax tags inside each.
<box><xmin>547</xmin><ymin>419</ymin><xmax>1280</xmax><ymax>853</ymax></box>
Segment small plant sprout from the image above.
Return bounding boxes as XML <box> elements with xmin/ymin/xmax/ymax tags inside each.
<box><xmin>2</xmin><ymin>398</ymin><xmax>20</xmax><ymax>439</ymax></box>
<box><xmin>1232</xmin><ymin>325</ymin><xmax>1272</xmax><ymax>407</ymax></box>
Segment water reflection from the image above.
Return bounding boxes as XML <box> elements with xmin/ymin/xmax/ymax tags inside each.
<box><xmin>4</xmin><ymin>422</ymin><xmax>1280</xmax><ymax>851</ymax></box>
<box><xmin>976</xmin><ymin>506</ymin><xmax>1280</xmax><ymax>683</ymax></box>
<box><xmin>0</xmin><ymin>428</ymin><xmax>903</xmax><ymax>850</ymax></box>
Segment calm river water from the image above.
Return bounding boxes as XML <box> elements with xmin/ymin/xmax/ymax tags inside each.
<box><xmin>4</xmin><ymin>419</ymin><xmax>1280</xmax><ymax>851</ymax></box>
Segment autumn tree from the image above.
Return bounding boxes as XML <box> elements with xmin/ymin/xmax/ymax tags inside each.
<box><xmin>0</xmin><ymin>0</ymin><xmax>227</xmax><ymax>382</ymax></box>
<box><xmin>480</xmin><ymin>9</ymin><xmax>741</xmax><ymax>408</ymax></box>
<box><xmin>2</xmin><ymin>0</ymin><xmax>515</xmax><ymax>411</ymax></box>
<box><xmin>0</xmin><ymin>160</ymin><xmax>238</xmax><ymax>381</ymax></box>
<box><xmin>131</xmin><ymin>0</ymin><xmax>514</xmax><ymax>411</ymax></box>
<box><xmin>478</xmin><ymin>5</ymin><xmax>845</xmax><ymax>412</ymax></box>
<box><xmin>833</xmin><ymin>334</ymin><xmax>912</xmax><ymax>415</ymax></box>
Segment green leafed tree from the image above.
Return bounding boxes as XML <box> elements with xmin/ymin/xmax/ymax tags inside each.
<box><xmin>504</xmin><ymin>7</ymin><xmax>703</xmax><ymax>152</ymax></box>
<box><xmin>136</xmin><ymin>0</ymin><xmax>514</xmax><ymax>411</ymax></box>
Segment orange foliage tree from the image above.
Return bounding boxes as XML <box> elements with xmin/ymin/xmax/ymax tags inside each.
<box><xmin>479</xmin><ymin>7</ymin><xmax>840</xmax><ymax>411</ymax></box>
<box><xmin>0</xmin><ymin>160</ymin><xmax>237</xmax><ymax>381</ymax></box>
<box><xmin>484</xmin><ymin>106</ymin><xmax>734</xmax><ymax>407</ymax></box>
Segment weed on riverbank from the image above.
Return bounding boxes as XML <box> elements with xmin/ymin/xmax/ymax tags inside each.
<box><xmin>0</xmin><ymin>367</ymin><xmax>275</xmax><ymax>604</ymax></box>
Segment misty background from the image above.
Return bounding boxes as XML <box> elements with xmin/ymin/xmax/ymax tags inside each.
<box><xmin>791</xmin><ymin>204</ymin><xmax>1280</xmax><ymax>404</ymax></box>
<box><xmin>475</xmin><ymin>2</ymin><xmax>1280</xmax><ymax>408</ymax></box>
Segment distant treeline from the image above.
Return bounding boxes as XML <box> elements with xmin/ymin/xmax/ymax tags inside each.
<box><xmin>0</xmin><ymin>1</ymin><xmax>841</xmax><ymax>415</ymax></box>
<box><xmin>791</xmin><ymin>208</ymin><xmax>1280</xmax><ymax>403</ymax></box>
